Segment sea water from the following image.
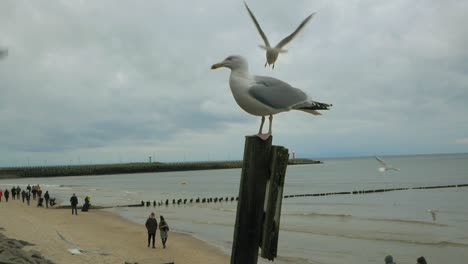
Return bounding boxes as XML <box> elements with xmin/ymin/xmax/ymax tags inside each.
<box><xmin>1</xmin><ymin>154</ymin><xmax>467</xmax><ymax>263</ymax></box>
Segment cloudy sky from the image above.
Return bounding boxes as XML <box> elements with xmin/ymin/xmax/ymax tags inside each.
<box><xmin>0</xmin><ymin>0</ymin><xmax>467</xmax><ymax>166</ymax></box>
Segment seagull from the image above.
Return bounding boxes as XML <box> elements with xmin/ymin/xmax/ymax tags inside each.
<box><xmin>244</xmin><ymin>2</ymin><xmax>315</xmax><ymax>69</ymax></box>
<box><xmin>211</xmin><ymin>55</ymin><xmax>331</xmax><ymax>139</ymax></box>
<box><xmin>375</xmin><ymin>156</ymin><xmax>400</xmax><ymax>172</ymax></box>
<box><xmin>0</xmin><ymin>48</ymin><xmax>8</xmax><ymax>60</ymax></box>
<box><xmin>427</xmin><ymin>209</ymin><xmax>438</xmax><ymax>221</ymax></box>
<box><xmin>56</xmin><ymin>231</ymin><xmax>110</xmax><ymax>256</ymax></box>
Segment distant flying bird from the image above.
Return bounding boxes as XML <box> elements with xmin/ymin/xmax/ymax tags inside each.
<box><xmin>0</xmin><ymin>48</ymin><xmax>8</xmax><ymax>59</ymax></box>
<box><xmin>244</xmin><ymin>2</ymin><xmax>315</xmax><ymax>69</ymax></box>
<box><xmin>427</xmin><ymin>209</ymin><xmax>439</xmax><ymax>221</ymax></box>
<box><xmin>211</xmin><ymin>55</ymin><xmax>331</xmax><ymax>139</ymax></box>
<box><xmin>375</xmin><ymin>156</ymin><xmax>400</xmax><ymax>172</ymax></box>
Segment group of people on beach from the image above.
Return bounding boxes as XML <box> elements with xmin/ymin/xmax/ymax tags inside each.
<box><xmin>145</xmin><ymin>212</ymin><xmax>169</xmax><ymax>249</ymax></box>
<box><xmin>385</xmin><ymin>254</ymin><xmax>428</xmax><ymax>264</ymax></box>
<box><xmin>0</xmin><ymin>184</ymin><xmax>54</xmax><ymax>207</ymax></box>
<box><xmin>69</xmin><ymin>193</ymin><xmax>91</xmax><ymax>215</ymax></box>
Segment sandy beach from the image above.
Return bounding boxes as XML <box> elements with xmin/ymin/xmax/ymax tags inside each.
<box><xmin>0</xmin><ymin>199</ymin><xmax>229</xmax><ymax>264</ymax></box>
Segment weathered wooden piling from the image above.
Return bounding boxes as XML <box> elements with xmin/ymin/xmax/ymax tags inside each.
<box><xmin>231</xmin><ymin>136</ymin><xmax>272</xmax><ymax>264</ymax></box>
<box><xmin>261</xmin><ymin>145</ymin><xmax>289</xmax><ymax>260</ymax></box>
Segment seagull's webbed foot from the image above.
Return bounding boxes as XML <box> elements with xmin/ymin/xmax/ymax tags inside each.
<box><xmin>256</xmin><ymin>116</ymin><xmax>271</xmax><ymax>140</ymax></box>
<box><xmin>256</xmin><ymin>133</ymin><xmax>271</xmax><ymax>140</ymax></box>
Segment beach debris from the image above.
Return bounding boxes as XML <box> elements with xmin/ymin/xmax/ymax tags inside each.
<box><xmin>375</xmin><ymin>156</ymin><xmax>400</xmax><ymax>172</ymax></box>
<box><xmin>56</xmin><ymin>231</ymin><xmax>110</xmax><ymax>256</ymax></box>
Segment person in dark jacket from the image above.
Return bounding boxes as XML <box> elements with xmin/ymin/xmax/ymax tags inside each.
<box><xmin>32</xmin><ymin>188</ymin><xmax>37</xmax><ymax>200</ymax></box>
<box><xmin>4</xmin><ymin>189</ymin><xmax>9</xmax><ymax>202</ymax></box>
<box><xmin>70</xmin><ymin>193</ymin><xmax>78</xmax><ymax>215</ymax></box>
<box><xmin>44</xmin><ymin>191</ymin><xmax>50</xmax><ymax>208</ymax></box>
<box><xmin>11</xmin><ymin>187</ymin><xmax>16</xmax><ymax>200</ymax></box>
<box><xmin>21</xmin><ymin>190</ymin><xmax>26</xmax><ymax>203</ymax></box>
<box><xmin>26</xmin><ymin>184</ymin><xmax>31</xmax><ymax>193</ymax></box>
<box><xmin>385</xmin><ymin>255</ymin><xmax>395</xmax><ymax>264</ymax></box>
<box><xmin>26</xmin><ymin>191</ymin><xmax>30</xmax><ymax>206</ymax></box>
<box><xmin>417</xmin><ymin>256</ymin><xmax>427</xmax><ymax>264</ymax></box>
<box><xmin>145</xmin><ymin>212</ymin><xmax>158</xmax><ymax>248</ymax></box>
<box><xmin>159</xmin><ymin>215</ymin><xmax>169</xmax><ymax>249</ymax></box>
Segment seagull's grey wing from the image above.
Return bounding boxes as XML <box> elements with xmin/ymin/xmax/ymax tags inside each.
<box><xmin>249</xmin><ymin>76</ymin><xmax>308</xmax><ymax>110</ymax></box>
<box><xmin>244</xmin><ymin>2</ymin><xmax>270</xmax><ymax>47</ymax></box>
<box><xmin>375</xmin><ymin>156</ymin><xmax>388</xmax><ymax>167</ymax></box>
<box><xmin>275</xmin><ymin>13</ymin><xmax>315</xmax><ymax>49</ymax></box>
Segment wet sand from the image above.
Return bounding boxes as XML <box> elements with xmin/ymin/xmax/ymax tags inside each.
<box><xmin>0</xmin><ymin>199</ymin><xmax>229</xmax><ymax>264</ymax></box>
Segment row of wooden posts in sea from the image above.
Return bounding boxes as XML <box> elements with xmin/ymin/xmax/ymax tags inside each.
<box><xmin>140</xmin><ymin>196</ymin><xmax>240</xmax><ymax>207</ymax></box>
<box><xmin>135</xmin><ymin>183</ymin><xmax>468</xmax><ymax>208</ymax></box>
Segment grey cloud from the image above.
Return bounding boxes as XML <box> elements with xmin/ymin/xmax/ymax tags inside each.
<box><xmin>1</xmin><ymin>0</ymin><xmax>467</xmax><ymax>165</ymax></box>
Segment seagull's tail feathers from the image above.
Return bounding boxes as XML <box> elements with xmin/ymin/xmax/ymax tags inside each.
<box><xmin>294</xmin><ymin>100</ymin><xmax>332</xmax><ymax>115</ymax></box>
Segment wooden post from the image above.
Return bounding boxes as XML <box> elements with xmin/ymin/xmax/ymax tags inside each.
<box><xmin>231</xmin><ymin>136</ymin><xmax>272</xmax><ymax>264</ymax></box>
<box><xmin>261</xmin><ymin>145</ymin><xmax>289</xmax><ymax>260</ymax></box>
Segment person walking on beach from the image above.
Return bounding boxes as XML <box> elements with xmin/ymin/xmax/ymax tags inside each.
<box><xmin>70</xmin><ymin>193</ymin><xmax>78</xmax><ymax>215</ymax></box>
<box><xmin>32</xmin><ymin>187</ymin><xmax>37</xmax><ymax>200</ymax></box>
<box><xmin>4</xmin><ymin>189</ymin><xmax>9</xmax><ymax>202</ymax></box>
<box><xmin>385</xmin><ymin>255</ymin><xmax>396</xmax><ymax>264</ymax></box>
<box><xmin>44</xmin><ymin>191</ymin><xmax>50</xmax><ymax>208</ymax></box>
<box><xmin>21</xmin><ymin>190</ymin><xmax>26</xmax><ymax>203</ymax></box>
<box><xmin>417</xmin><ymin>256</ymin><xmax>427</xmax><ymax>264</ymax></box>
<box><xmin>26</xmin><ymin>191</ymin><xmax>30</xmax><ymax>206</ymax></box>
<box><xmin>11</xmin><ymin>187</ymin><xmax>16</xmax><ymax>200</ymax></box>
<box><xmin>27</xmin><ymin>184</ymin><xmax>31</xmax><ymax>193</ymax></box>
<box><xmin>159</xmin><ymin>215</ymin><xmax>169</xmax><ymax>249</ymax></box>
<box><xmin>0</xmin><ymin>190</ymin><xmax>3</xmax><ymax>202</ymax></box>
<box><xmin>145</xmin><ymin>212</ymin><xmax>158</xmax><ymax>248</ymax></box>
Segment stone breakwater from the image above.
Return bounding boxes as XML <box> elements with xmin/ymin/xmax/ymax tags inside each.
<box><xmin>0</xmin><ymin>230</ymin><xmax>54</xmax><ymax>264</ymax></box>
<box><xmin>0</xmin><ymin>159</ymin><xmax>321</xmax><ymax>179</ymax></box>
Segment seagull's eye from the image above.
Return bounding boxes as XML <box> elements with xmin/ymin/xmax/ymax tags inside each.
<box><xmin>226</xmin><ymin>57</ymin><xmax>232</xmax><ymax>61</ymax></box>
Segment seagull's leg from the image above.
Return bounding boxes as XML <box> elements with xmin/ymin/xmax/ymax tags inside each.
<box><xmin>258</xmin><ymin>116</ymin><xmax>265</xmax><ymax>134</ymax></box>
<box><xmin>268</xmin><ymin>115</ymin><xmax>273</xmax><ymax>135</ymax></box>
<box><xmin>256</xmin><ymin>116</ymin><xmax>271</xmax><ymax>140</ymax></box>
<box><xmin>264</xmin><ymin>62</ymin><xmax>267</xmax><ymax>67</ymax></box>
<box><xmin>272</xmin><ymin>64</ymin><xmax>275</xmax><ymax>69</ymax></box>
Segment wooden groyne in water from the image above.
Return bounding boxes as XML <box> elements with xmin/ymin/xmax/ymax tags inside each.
<box><xmin>72</xmin><ymin>183</ymin><xmax>468</xmax><ymax>210</ymax></box>
<box><xmin>0</xmin><ymin>159</ymin><xmax>320</xmax><ymax>179</ymax></box>
<box><xmin>283</xmin><ymin>183</ymin><xmax>468</xmax><ymax>198</ymax></box>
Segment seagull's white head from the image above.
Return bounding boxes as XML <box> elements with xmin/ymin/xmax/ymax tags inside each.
<box><xmin>211</xmin><ymin>55</ymin><xmax>248</xmax><ymax>72</ymax></box>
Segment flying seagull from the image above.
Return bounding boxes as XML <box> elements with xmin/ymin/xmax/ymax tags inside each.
<box><xmin>56</xmin><ymin>231</ymin><xmax>110</xmax><ymax>256</ymax></box>
<box><xmin>427</xmin><ymin>209</ymin><xmax>438</xmax><ymax>221</ymax></box>
<box><xmin>244</xmin><ymin>2</ymin><xmax>315</xmax><ymax>69</ymax></box>
<box><xmin>211</xmin><ymin>55</ymin><xmax>331</xmax><ymax>140</ymax></box>
<box><xmin>0</xmin><ymin>48</ymin><xmax>8</xmax><ymax>60</ymax></box>
<box><xmin>375</xmin><ymin>156</ymin><xmax>400</xmax><ymax>172</ymax></box>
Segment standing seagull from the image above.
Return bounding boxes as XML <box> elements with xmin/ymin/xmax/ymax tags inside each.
<box><xmin>244</xmin><ymin>2</ymin><xmax>315</xmax><ymax>69</ymax></box>
<box><xmin>375</xmin><ymin>156</ymin><xmax>400</xmax><ymax>172</ymax></box>
<box><xmin>211</xmin><ymin>55</ymin><xmax>331</xmax><ymax>139</ymax></box>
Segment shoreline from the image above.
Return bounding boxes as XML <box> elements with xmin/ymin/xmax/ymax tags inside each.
<box><xmin>0</xmin><ymin>199</ymin><xmax>229</xmax><ymax>264</ymax></box>
<box><xmin>0</xmin><ymin>159</ymin><xmax>321</xmax><ymax>179</ymax></box>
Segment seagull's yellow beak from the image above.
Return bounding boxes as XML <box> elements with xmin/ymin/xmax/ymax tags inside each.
<box><xmin>211</xmin><ymin>62</ymin><xmax>224</xmax><ymax>70</ymax></box>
